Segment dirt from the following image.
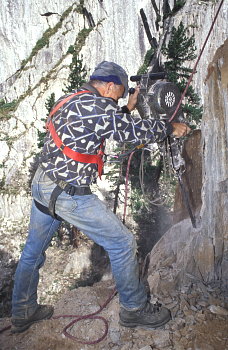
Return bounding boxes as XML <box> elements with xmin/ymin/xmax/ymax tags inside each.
<box><xmin>0</xmin><ymin>279</ymin><xmax>227</xmax><ymax>350</ymax></box>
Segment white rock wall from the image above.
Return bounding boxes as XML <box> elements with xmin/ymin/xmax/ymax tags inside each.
<box><xmin>175</xmin><ymin>0</ymin><xmax>228</xmax><ymax>105</ymax></box>
<box><xmin>0</xmin><ymin>0</ymin><xmax>76</xmax><ymax>84</ymax></box>
<box><xmin>0</xmin><ymin>0</ymin><xmax>227</xmax><ymax>226</ymax></box>
<box><xmin>0</xmin><ymin>0</ymin><xmax>153</xmax><ymax>223</ymax></box>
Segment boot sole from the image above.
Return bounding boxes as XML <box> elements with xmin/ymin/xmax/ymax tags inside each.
<box><xmin>11</xmin><ymin>309</ymin><xmax>54</xmax><ymax>334</ymax></box>
<box><xmin>119</xmin><ymin>315</ymin><xmax>171</xmax><ymax>329</ymax></box>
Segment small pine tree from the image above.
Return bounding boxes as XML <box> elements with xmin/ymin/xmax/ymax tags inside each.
<box><xmin>37</xmin><ymin>93</ymin><xmax>55</xmax><ymax>149</ymax></box>
<box><xmin>45</xmin><ymin>92</ymin><xmax>56</xmax><ymax>115</ymax></box>
<box><xmin>38</xmin><ymin>47</ymin><xmax>88</xmax><ymax>149</ymax></box>
<box><xmin>64</xmin><ymin>46</ymin><xmax>87</xmax><ymax>93</ymax></box>
<box><xmin>162</xmin><ymin>21</ymin><xmax>202</xmax><ymax>125</ymax></box>
<box><xmin>137</xmin><ymin>48</ymin><xmax>154</xmax><ymax>75</ymax></box>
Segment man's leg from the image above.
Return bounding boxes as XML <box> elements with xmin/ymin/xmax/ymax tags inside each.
<box><xmin>54</xmin><ymin>191</ymin><xmax>171</xmax><ymax>328</ymax></box>
<box><xmin>11</xmin><ymin>200</ymin><xmax>61</xmax><ymax>331</ymax></box>
<box><xmin>19</xmin><ymin>166</ymin><xmax>170</xmax><ymax>330</ymax></box>
<box><xmin>55</xmin><ymin>192</ymin><xmax>147</xmax><ymax>309</ymax></box>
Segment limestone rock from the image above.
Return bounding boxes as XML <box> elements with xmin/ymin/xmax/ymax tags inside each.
<box><xmin>152</xmin><ymin>329</ymin><xmax>171</xmax><ymax>348</ymax></box>
<box><xmin>148</xmin><ymin>38</ymin><xmax>228</xmax><ymax>292</ymax></box>
<box><xmin>63</xmin><ymin>245</ymin><xmax>92</xmax><ymax>274</ymax></box>
<box><xmin>208</xmin><ymin>305</ymin><xmax>228</xmax><ymax>316</ymax></box>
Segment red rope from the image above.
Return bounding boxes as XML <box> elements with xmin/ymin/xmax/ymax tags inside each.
<box><xmin>123</xmin><ymin>151</ymin><xmax>135</xmax><ymax>224</ymax></box>
<box><xmin>52</xmin><ymin>288</ymin><xmax>117</xmax><ymax>345</ymax></box>
<box><xmin>0</xmin><ymin>289</ymin><xmax>117</xmax><ymax>345</ymax></box>
<box><xmin>168</xmin><ymin>0</ymin><xmax>224</xmax><ymax>122</ymax></box>
<box><xmin>0</xmin><ymin>325</ymin><xmax>11</xmax><ymax>333</ymax></box>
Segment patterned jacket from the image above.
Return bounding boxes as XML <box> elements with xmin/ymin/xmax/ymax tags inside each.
<box><xmin>41</xmin><ymin>83</ymin><xmax>173</xmax><ymax>186</ymax></box>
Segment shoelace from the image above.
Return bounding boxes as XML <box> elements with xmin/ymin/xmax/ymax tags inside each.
<box><xmin>140</xmin><ymin>301</ymin><xmax>162</xmax><ymax>314</ymax></box>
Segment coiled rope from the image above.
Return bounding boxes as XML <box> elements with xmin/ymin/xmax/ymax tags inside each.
<box><xmin>0</xmin><ymin>288</ymin><xmax>117</xmax><ymax>344</ymax></box>
<box><xmin>53</xmin><ymin>288</ymin><xmax>117</xmax><ymax>344</ymax></box>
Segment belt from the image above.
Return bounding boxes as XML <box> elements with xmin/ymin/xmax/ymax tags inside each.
<box><xmin>38</xmin><ymin>169</ymin><xmax>92</xmax><ymax>218</ymax></box>
<box><xmin>51</xmin><ymin>175</ymin><xmax>92</xmax><ymax>217</ymax></box>
<box><xmin>49</xmin><ymin>183</ymin><xmax>92</xmax><ymax>218</ymax></box>
<box><xmin>55</xmin><ymin>179</ymin><xmax>92</xmax><ymax>196</ymax></box>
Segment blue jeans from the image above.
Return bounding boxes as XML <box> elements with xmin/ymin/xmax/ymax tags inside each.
<box><xmin>12</xmin><ymin>167</ymin><xmax>147</xmax><ymax>318</ymax></box>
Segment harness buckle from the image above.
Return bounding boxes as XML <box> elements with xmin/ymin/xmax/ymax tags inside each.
<box><xmin>103</xmin><ymin>153</ymin><xmax>107</xmax><ymax>163</ymax></box>
<box><xmin>58</xmin><ymin>180</ymin><xmax>68</xmax><ymax>190</ymax></box>
<box><xmin>66</xmin><ymin>186</ymin><xmax>76</xmax><ymax>196</ymax></box>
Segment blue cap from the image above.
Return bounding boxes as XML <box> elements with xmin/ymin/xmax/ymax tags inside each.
<box><xmin>90</xmin><ymin>61</ymin><xmax>129</xmax><ymax>98</ymax></box>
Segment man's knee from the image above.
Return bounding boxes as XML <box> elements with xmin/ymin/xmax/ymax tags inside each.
<box><xmin>120</xmin><ymin>231</ymin><xmax>138</xmax><ymax>257</ymax></box>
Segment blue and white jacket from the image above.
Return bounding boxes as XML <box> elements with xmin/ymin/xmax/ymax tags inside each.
<box><xmin>41</xmin><ymin>83</ymin><xmax>173</xmax><ymax>186</ymax></box>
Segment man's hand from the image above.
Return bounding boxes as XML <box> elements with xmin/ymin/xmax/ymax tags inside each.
<box><xmin>171</xmin><ymin>122</ymin><xmax>191</xmax><ymax>138</ymax></box>
<box><xmin>127</xmin><ymin>86</ymin><xmax>140</xmax><ymax>112</ymax></box>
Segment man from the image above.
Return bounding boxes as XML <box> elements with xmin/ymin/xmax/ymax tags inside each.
<box><xmin>11</xmin><ymin>61</ymin><xmax>190</xmax><ymax>333</ymax></box>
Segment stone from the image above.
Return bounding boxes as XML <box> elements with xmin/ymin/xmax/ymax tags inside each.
<box><xmin>163</xmin><ymin>297</ymin><xmax>173</xmax><ymax>304</ymax></box>
<box><xmin>180</xmin><ymin>296</ymin><xmax>190</xmax><ymax>310</ymax></box>
<box><xmin>165</xmin><ymin>301</ymin><xmax>178</xmax><ymax>310</ymax></box>
<box><xmin>63</xmin><ymin>245</ymin><xmax>92</xmax><ymax>274</ymax></box>
<box><xmin>195</xmin><ymin>311</ymin><xmax>206</xmax><ymax>323</ymax></box>
<box><xmin>208</xmin><ymin>305</ymin><xmax>228</xmax><ymax>316</ymax></box>
<box><xmin>152</xmin><ymin>330</ymin><xmax>171</xmax><ymax>348</ymax></box>
<box><xmin>185</xmin><ymin>315</ymin><xmax>196</xmax><ymax>326</ymax></box>
<box><xmin>171</xmin><ymin>318</ymin><xmax>186</xmax><ymax>330</ymax></box>
<box><xmin>190</xmin><ymin>305</ymin><xmax>198</xmax><ymax>312</ymax></box>
<box><xmin>173</xmin><ymin>330</ymin><xmax>182</xmax><ymax>340</ymax></box>
<box><xmin>109</xmin><ymin>329</ymin><xmax>121</xmax><ymax>344</ymax></box>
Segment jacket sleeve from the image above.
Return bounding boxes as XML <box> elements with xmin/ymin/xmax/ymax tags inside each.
<box><xmin>99</xmin><ymin>107</ymin><xmax>173</xmax><ymax>145</ymax></box>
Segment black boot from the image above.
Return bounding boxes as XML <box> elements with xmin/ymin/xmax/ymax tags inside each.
<box><xmin>119</xmin><ymin>301</ymin><xmax>171</xmax><ymax>329</ymax></box>
<box><xmin>11</xmin><ymin>304</ymin><xmax>54</xmax><ymax>333</ymax></box>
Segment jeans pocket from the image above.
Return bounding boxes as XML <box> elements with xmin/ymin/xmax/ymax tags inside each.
<box><xmin>55</xmin><ymin>192</ymin><xmax>78</xmax><ymax>214</ymax></box>
<box><xmin>31</xmin><ymin>167</ymin><xmax>55</xmax><ymax>205</ymax></box>
<box><xmin>31</xmin><ymin>169</ymin><xmax>44</xmax><ymax>203</ymax></box>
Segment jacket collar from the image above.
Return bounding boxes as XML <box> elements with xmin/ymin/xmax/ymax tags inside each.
<box><xmin>81</xmin><ymin>83</ymin><xmax>101</xmax><ymax>96</ymax></box>
<box><xmin>81</xmin><ymin>82</ymin><xmax>118</xmax><ymax>104</ymax></box>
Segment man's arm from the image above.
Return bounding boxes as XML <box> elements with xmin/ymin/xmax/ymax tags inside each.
<box><xmin>101</xmin><ymin>109</ymin><xmax>174</xmax><ymax>145</ymax></box>
<box><xmin>126</xmin><ymin>85</ymin><xmax>191</xmax><ymax>138</ymax></box>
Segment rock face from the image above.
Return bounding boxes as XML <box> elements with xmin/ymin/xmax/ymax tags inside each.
<box><xmin>0</xmin><ymin>0</ymin><xmax>154</xmax><ymax>223</ymax></box>
<box><xmin>202</xmin><ymin>38</ymin><xmax>228</xmax><ymax>283</ymax></box>
<box><xmin>148</xmin><ymin>39</ymin><xmax>228</xmax><ymax>290</ymax></box>
<box><xmin>173</xmin><ymin>129</ymin><xmax>202</xmax><ymax>224</ymax></box>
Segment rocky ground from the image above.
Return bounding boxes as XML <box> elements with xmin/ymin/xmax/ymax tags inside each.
<box><xmin>0</xmin><ymin>218</ymin><xmax>111</xmax><ymax>318</ymax></box>
<box><xmin>0</xmin><ymin>228</ymin><xmax>228</xmax><ymax>350</ymax></box>
<box><xmin>0</xmin><ymin>276</ymin><xmax>228</xmax><ymax>350</ymax></box>
<box><xmin>0</xmin><ymin>183</ymin><xmax>227</xmax><ymax>349</ymax></box>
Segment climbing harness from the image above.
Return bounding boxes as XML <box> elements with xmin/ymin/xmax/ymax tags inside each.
<box><xmin>43</xmin><ymin>90</ymin><xmax>105</xmax><ymax>218</ymax></box>
<box><xmin>47</xmin><ymin>179</ymin><xmax>92</xmax><ymax>218</ymax></box>
<box><xmin>46</xmin><ymin>90</ymin><xmax>105</xmax><ymax>179</ymax></box>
